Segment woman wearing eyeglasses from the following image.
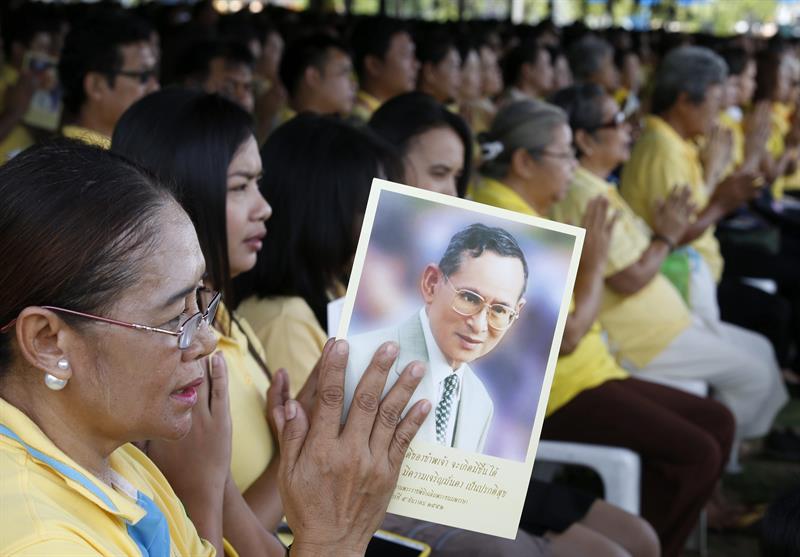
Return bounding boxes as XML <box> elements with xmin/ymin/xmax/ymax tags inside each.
<box><xmin>472</xmin><ymin>99</ymin><xmax>736</xmax><ymax>557</ymax></box>
<box><xmin>0</xmin><ymin>139</ymin><xmax>430</xmax><ymax>557</ymax></box>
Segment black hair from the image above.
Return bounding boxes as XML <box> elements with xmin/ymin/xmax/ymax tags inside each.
<box><xmin>368</xmin><ymin>91</ymin><xmax>473</xmax><ymax>198</ymax></box>
<box><xmin>279</xmin><ymin>33</ymin><xmax>350</xmax><ymax>98</ymax></box>
<box><xmin>549</xmin><ymin>83</ymin><xmax>606</xmax><ymax>156</ymax></box>
<box><xmin>760</xmin><ymin>484</ymin><xmax>800</xmax><ymax>557</ymax></box>
<box><xmin>58</xmin><ymin>10</ymin><xmax>153</xmax><ymax>116</ymax></box>
<box><xmin>754</xmin><ymin>47</ymin><xmax>788</xmax><ymax>103</ymax></box>
<box><xmin>0</xmin><ymin>139</ymin><xmax>175</xmax><ymax>370</ymax></box>
<box><xmin>438</xmin><ymin>223</ymin><xmax>529</xmax><ymax>297</ymax></box>
<box><xmin>501</xmin><ymin>39</ymin><xmax>544</xmax><ymax>89</ymax></box>
<box><xmin>174</xmin><ymin>39</ymin><xmax>255</xmax><ymax>85</ymax></box>
<box><xmin>415</xmin><ymin>28</ymin><xmax>456</xmax><ymax>68</ymax></box>
<box><xmin>350</xmin><ymin>17</ymin><xmax>410</xmax><ymax>81</ymax></box>
<box><xmin>234</xmin><ymin>113</ymin><xmax>402</xmax><ymax>329</ymax></box>
<box><xmin>719</xmin><ymin>46</ymin><xmax>750</xmax><ymax>77</ymax></box>
<box><xmin>567</xmin><ymin>35</ymin><xmax>614</xmax><ymax>83</ymax></box>
<box><xmin>111</xmin><ymin>88</ymin><xmax>254</xmax><ymax>309</ymax></box>
<box><xmin>456</xmin><ymin>36</ymin><xmax>478</xmax><ymax>69</ymax></box>
<box><xmin>4</xmin><ymin>4</ymin><xmax>60</xmax><ymax>58</ymax></box>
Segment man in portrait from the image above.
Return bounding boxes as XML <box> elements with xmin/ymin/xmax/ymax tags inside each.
<box><xmin>343</xmin><ymin>223</ymin><xmax>528</xmax><ymax>454</ymax></box>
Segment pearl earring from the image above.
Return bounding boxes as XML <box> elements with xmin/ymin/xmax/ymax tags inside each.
<box><xmin>57</xmin><ymin>358</ymin><xmax>70</xmax><ymax>370</ymax></box>
<box><xmin>44</xmin><ymin>373</ymin><xmax>68</xmax><ymax>391</ymax></box>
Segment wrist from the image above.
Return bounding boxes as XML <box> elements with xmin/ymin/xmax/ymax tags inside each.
<box><xmin>290</xmin><ymin>540</ymin><xmax>365</xmax><ymax>557</ymax></box>
<box><xmin>651</xmin><ymin>233</ymin><xmax>676</xmax><ymax>251</ymax></box>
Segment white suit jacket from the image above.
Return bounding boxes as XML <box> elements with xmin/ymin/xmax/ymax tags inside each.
<box><xmin>343</xmin><ymin>312</ymin><xmax>494</xmax><ymax>454</ymax></box>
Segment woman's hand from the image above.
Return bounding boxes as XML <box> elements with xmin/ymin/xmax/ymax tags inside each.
<box><xmin>274</xmin><ymin>339</ymin><xmax>431</xmax><ymax>557</ymax></box>
<box><xmin>147</xmin><ymin>353</ymin><xmax>231</xmax><ymax>554</ymax></box>
<box><xmin>651</xmin><ymin>185</ymin><xmax>695</xmax><ymax>247</ymax></box>
<box><xmin>579</xmin><ymin>196</ymin><xmax>617</xmax><ymax>275</ymax></box>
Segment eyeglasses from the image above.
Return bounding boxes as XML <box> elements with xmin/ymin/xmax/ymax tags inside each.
<box><xmin>537</xmin><ymin>147</ymin><xmax>578</xmax><ymax>161</ymax></box>
<box><xmin>593</xmin><ymin>111</ymin><xmax>627</xmax><ymax>131</ymax></box>
<box><xmin>112</xmin><ymin>67</ymin><xmax>158</xmax><ymax>85</ymax></box>
<box><xmin>0</xmin><ymin>288</ymin><xmax>220</xmax><ymax>351</ymax></box>
<box><xmin>443</xmin><ymin>275</ymin><xmax>520</xmax><ymax>331</ymax></box>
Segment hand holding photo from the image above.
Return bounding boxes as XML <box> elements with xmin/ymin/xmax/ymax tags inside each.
<box><xmin>335</xmin><ymin>179</ymin><xmax>584</xmax><ymax>538</ymax></box>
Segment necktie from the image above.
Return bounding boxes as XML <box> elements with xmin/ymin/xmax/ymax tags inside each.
<box><xmin>435</xmin><ymin>373</ymin><xmax>460</xmax><ymax>445</ymax></box>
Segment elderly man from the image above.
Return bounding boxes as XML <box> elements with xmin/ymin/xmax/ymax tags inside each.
<box><xmin>343</xmin><ymin>223</ymin><xmax>527</xmax><ymax>454</ymax></box>
<box><xmin>619</xmin><ymin>46</ymin><xmax>787</xmax><ymax>442</ymax></box>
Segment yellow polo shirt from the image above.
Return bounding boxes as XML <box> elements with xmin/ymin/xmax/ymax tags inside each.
<box><xmin>767</xmin><ymin>102</ymin><xmax>797</xmax><ymax>198</ymax></box>
<box><xmin>718</xmin><ymin>109</ymin><xmax>745</xmax><ymax>180</ymax></box>
<box><xmin>351</xmin><ymin>89</ymin><xmax>381</xmax><ymax>123</ymax></box>
<box><xmin>62</xmin><ymin>124</ymin><xmax>111</xmax><ymax>149</ymax></box>
<box><xmin>620</xmin><ymin>115</ymin><xmax>724</xmax><ymax>282</ymax></box>
<box><xmin>0</xmin><ymin>397</ymin><xmax>215</xmax><ymax>556</ymax></box>
<box><xmin>215</xmin><ymin>303</ymin><xmax>274</xmax><ymax>493</ymax></box>
<box><xmin>550</xmin><ymin>167</ymin><xmax>691</xmax><ymax>368</ymax></box>
<box><xmin>0</xmin><ymin>64</ymin><xmax>35</xmax><ymax>164</ymax></box>
<box><xmin>470</xmin><ymin>176</ymin><xmax>628</xmax><ymax>415</ymax></box>
<box><xmin>237</xmin><ymin>295</ymin><xmax>326</xmax><ymax>398</ymax></box>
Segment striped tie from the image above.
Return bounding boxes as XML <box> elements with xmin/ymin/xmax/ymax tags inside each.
<box><xmin>435</xmin><ymin>373</ymin><xmax>460</xmax><ymax>445</ymax></box>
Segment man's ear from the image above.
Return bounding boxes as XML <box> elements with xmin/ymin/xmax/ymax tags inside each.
<box><xmin>304</xmin><ymin>65</ymin><xmax>322</xmax><ymax>89</ymax></box>
<box><xmin>420</xmin><ymin>264</ymin><xmax>441</xmax><ymax>304</ymax></box>
<box><xmin>364</xmin><ymin>54</ymin><xmax>383</xmax><ymax>80</ymax></box>
<box><xmin>516</xmin><ymin>298</ymin><xmax>527</xmax><ymax>315</ymax></box>
<box><xmin>14</xmin><ymin>308</ymin><xmax>75</xmax><ymax>384</ymax></box>
<box><xmin>84</xmin><ymin>71</ymin><xmax>111</xmax><ymax>103</ymax></box>
<box><xmin>574</xmin><ymin>129</ymin><xmax>594</xmax><ymax>158</ymax></box>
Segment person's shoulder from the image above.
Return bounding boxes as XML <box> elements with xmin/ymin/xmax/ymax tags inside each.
<box><xmin>348</xmin><ymin>323</ymin><xmax>402</xmax><ymax>358</ymax></box>
<box><xmin>239</xmin><ymin>295</ymin><xmax>319</xmax><ymax>332</ymax></box>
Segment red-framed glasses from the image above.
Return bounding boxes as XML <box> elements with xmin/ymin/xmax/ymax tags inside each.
<box><xmin>0</xmin><ymin>289</ymin><xmax>221</xmax><ymax>351</ymax></box>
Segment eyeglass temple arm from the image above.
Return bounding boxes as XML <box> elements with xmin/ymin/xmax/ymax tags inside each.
<box><xmin>40</xmin><ymin>306</ymin><xmax>180</xmax><ymax>336</ymax></box>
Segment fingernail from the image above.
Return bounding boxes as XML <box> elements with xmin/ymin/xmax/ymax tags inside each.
<box><xmin>285</xmin><ymin>400</ymin><xmax>297</xmax><ymax>420</ymax></box>
<box><xmin>335</xmin><ymin>340</ymin><xmax>348</xmax><ymax>355</ymax></box>
<box><xmin>384</xmin><ymin>342</ymin><xmax>398</xmax><ymax>357</ymax></box>
<box><xmin>411</xmin><ymin>363</ymin><xmax>425</xmax><ymax>378</ymax></box>
<box><xmin>212</xmin><ymin>353</ymin><xmax>222</xmax><ymax>367</ymax></box>
<box><xmin>419</xmin><ymin>400</ymin><xmax>432</xmax><ymax>414</ymax></box>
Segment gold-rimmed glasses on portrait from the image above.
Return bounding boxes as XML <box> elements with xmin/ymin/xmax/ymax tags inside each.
<box><xmin>443</xmin><ymin>275</ymin><xmax>520</xmax><ymax>331</ymax></box>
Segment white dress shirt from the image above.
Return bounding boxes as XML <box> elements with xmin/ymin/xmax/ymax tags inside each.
<box><xmin>419</xmin><ymin>308</ymin><xmax>465</xmax><ymax>447</ymax></box>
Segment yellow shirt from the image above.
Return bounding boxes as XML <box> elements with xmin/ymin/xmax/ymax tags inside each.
<box><xmin>550</xmin><ymin>167</ymin><xmax>691</xmax><ymax>368</ymax></box>
<box><xmin>215</xmin><ymin>303</ymin><xmax>273</xmax><ymax>493</ymax></box>
<box><xmin>768</xmin><ymin>102</ymin><xmax>795</xmax><ymax>199</ymax></box>
<box><xmin>0</xmin><ymin>64</ymin><xmax>35</xmax><ymax>164</ymax></box>
<box><xmin>0</xmin><ymin>397</ymin><xmax>215</xmax><ymax>556</ymax></box>
<box><xmin>718</xmin><ymin>109</ymin><xmax>745</xmax><ymax>180</ymax></box>
<box><xmin>351</xmin><ymin>89</ymin><xmax>381</xmax><ymax>123</ymax></box>
<box><xmin>62</xmin><ymin>124</ymin><xmax>111</xmax><ymax>149</ymax></box>
<box><xmin>470</xmin><ymin>176</ymin><xmax>628</xmax><ymax>415</ymax></box>
<box><xmin>620</xmin><ymin>115</ymin><xmax>724</xmax><ymax>282</ymax></box>
<box><xmin>237</xmin><ymin>295</ymin><xmax>326</xmax><ymax>397</ymax></box>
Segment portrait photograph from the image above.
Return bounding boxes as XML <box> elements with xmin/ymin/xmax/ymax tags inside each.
<box><xmin>338</xmin><ymin>179</ymin><xmax>582</xmax><ymax>464</ymax></box>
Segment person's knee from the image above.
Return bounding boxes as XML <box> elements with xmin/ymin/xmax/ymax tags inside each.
<box><xmin>620</xmin><ymin>516</ymin><xmax>661</xmax><ymax>557</ymax></box>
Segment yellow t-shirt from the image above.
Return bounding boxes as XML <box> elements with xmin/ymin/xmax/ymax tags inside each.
<box><xmin>550</xmin><ymin>167</ymin><xmax>691</xmax><ymax>368</ymax></box>
<box><xmin>0</xmin><ymin>397</ymin><xmax>215</xmax><ymax>556</ymax></box>
<box><xmin>620</xmin><ymin>115</ymin><xmax>724</xmax><ymax>282</ymax></box>
<box><xmin>351</xmin><ymin>89</ymin><xmax>381</xmax><ymax>123</ymax></box>
<box><xmin>718</xmin><ymin>109</ymin><xmax>745</xmax><ymax>180</ymax></box>
<box><xmin>237</xmin><ymin>295</ymin><xmax>326</xmax><ymax>397</ymax></box>
<box><xmin>470</xmin><ymin>176</ymin><xmax>628</xmax><ymax>415</ymax></box>
<box><xmin>0</xmin><ymin>64</ymin><xmax>35</xmax><ymax>164</ymax></box>
<box><xmin>215</xmin><ymin>303</ymin><xmax>273</xmax><ymax>493</ymax></box>
<box><xmin>62</xmin><ymin>124</ymin><xmax>111</xmax><ymax>149</ymax></box>
<box><xmin>768</xmin><ymin>102</ymin><xmax>796</xmax><ymax>199</ymax></box>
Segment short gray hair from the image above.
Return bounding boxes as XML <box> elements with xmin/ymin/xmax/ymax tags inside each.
<box><xmin>479</xmin><ymin>99</ymin><xmax>568</xmax><ymax>180</ymax></box>
<box><xmin>652</xmin><ymin>46</ymin><xmax>727</xmax><ymax>114</ymax></box>
<box><xmin>568</xmin><ymin>35</ymin><xmax>614</xmax><ymax>82</ymax></box>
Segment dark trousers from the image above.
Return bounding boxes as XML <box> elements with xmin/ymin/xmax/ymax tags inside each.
<box><xmin>541</xmin><ymin>378</ymin><xmax>735</xmax><ymax>557</ymax></box>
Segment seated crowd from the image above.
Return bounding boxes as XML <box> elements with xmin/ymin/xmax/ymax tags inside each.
<box><xmin>1</xmin><ymin>2</ymin><xmax>800</xmax><ymax>556</ymax></box>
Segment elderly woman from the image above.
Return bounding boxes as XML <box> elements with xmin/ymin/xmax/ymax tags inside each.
<box><xmin>472</xmin><ymin>99</ymin><xmax>736</xmax><ymax>557</ymax></box>
<box><xmin>0</xmin><ymin>140</ymin><xmax>430</xmax><ymax>556</ymax></box>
